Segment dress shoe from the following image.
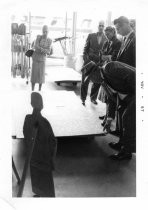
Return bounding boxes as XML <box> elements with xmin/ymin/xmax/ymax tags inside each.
<box><xmin>109</xmin><ymin>151</ymin><xmax>132</xmax><ymax>161</ymax></box>
<box><xmin>109</xmin><ymin>130</ymin><xmax>120</xmax><ymax>136</ymax></box>
<box><xmin>108</xmin><ymin>142</ymin><xmax>122</xmax><ymax>151</ymax></box>
<box><xmin>91</xmin><ymin>100</ymin><xmax>98</xmax><ymax>105</ymax></box>
<box><xmin>99</xmin><ymin>115</ymin><xmax>105</xmax><ymax>120</ymax></box>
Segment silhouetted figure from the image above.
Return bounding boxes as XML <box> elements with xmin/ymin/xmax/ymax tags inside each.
<box><xmin>23</xmin><ymin>92</ymin><xmax>57</xmax><ymax>197</ymax></box>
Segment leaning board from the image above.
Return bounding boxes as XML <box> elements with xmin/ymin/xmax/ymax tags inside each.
<box><xmin>46</xmin><ymin>66</ymin><xmax>81</xmax><ymax>85</ymax></box>
<box><xmin>11</xmin><ymin>90</ymin><xmax>106</xmax><ymax>138</ymax></box>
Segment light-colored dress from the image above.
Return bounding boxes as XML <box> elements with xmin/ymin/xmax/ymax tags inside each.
<box><xmin>31</xmin><ymin>35</ymin><xmax>52</xmax><ymax>84</ymax></box>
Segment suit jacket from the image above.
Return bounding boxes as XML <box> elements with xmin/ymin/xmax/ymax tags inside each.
<box><xmin>102</xmin><ymin>37</ymin><xmax>122</xmax><ymax>61</ymax></box>
<box><xmin>83</xmin><ymin>32</ymin><xmax>107</xmax><ymax>64</ymax></box>
<box><xmin>116</xmin><ymin>31</ymin><xmax>136</xmax><ymax>67</ymax></box>
<box><xmin>23</xmin><ymin>113</ymin><xmax>57</xmax><ymax>170</ymax></box>
<box><xmin>101</xmin><ymin>61</ymin><xmax>136</xmax><ymax>118</ymax></box>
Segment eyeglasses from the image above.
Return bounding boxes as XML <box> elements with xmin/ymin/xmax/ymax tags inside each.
<box><xmin>99</xmin><ymin>25</ymin><xmax>104</xmax><ymax>27</ymax></box>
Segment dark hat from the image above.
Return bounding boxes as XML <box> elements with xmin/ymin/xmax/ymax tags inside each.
<box><xmin>114</xmin><ymin>16</ymin><xmax>129</xmax><ymax>25</ymax></box>
<box><xmin>102</xmin><ymin>61</ymin><xmax>135</xmax><ymax>94</ymax></box>
<box><xmin>31</xmin><ymin>92</ymin><xmax>43</xmax><ymax>110</ymax></box>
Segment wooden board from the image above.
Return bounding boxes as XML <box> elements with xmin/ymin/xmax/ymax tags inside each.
<box><xmin>11</xmin><ymin>90</ymin><xmax>107</xmax><ymax>138</ymax></box>
<box><xmin>46</xmin><ymin>66</ymin><xmax>81</xmax><ymax>85</ymax></box>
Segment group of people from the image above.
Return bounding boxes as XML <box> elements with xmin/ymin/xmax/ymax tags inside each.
<box><xmin>81</xmin><ymin>16</ymin><xmax>136</xmax><ymax>160</ymax></box>
<box><xmin>23</xmin><ymin>16</ymin><xmax>136</xmax><ymax>198</ymax></box>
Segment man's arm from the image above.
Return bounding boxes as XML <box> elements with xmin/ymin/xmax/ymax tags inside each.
<box><xmin>83</xmin><ymin>34</ymin><xmax>90</xmax><ymax>63</ymax></box>
<box><xmin>111</xmin><ymin>40</ymin><xmax>122</xmax><ymax>61</ymax></box>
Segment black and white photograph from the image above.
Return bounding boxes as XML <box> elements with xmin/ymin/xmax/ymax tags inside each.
<box><xmin>0</xmin><ymin>0</ymin><xmax>148</xmax><ymax>209</ymax></box>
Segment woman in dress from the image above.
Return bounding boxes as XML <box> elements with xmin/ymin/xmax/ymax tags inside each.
<box><xmin>31</xmin><ymin>25</ymin><xmax>52</xmax><ymax>91</ymax></box>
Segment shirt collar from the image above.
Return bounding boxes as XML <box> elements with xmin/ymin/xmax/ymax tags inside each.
<box><xmin>124</xmin><ymin>30</ymin><xmax>133</xmax><ymax>41</ymax></box>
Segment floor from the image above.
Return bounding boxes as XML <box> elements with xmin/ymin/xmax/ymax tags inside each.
<box><xmin>12</xmin><ymin>64</ymin><xmax>136</xmax><ymax>197</ymax></box>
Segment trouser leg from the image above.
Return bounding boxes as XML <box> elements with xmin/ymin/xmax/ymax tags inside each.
<box><xmin>90</xmin><ymin>83</ymin><xmax>100</xmax><ymax>101</ymax></box>
<box><xmin>121</xmin><ymin>97</ymin><xmax>136</xmax><ymax>153</ymax></box>
<box><xmin>39</xmin><ymin>84</ymin><xmax>42</xmax><ymax>91</ymax></box>
<box><xmin>80</xmin><ymin>73</ymin><xmax>90</xmax><ymax>102</ymax></box>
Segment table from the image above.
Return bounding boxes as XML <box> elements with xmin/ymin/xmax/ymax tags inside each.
<box><xmin>12</xmin><ymin>90</ymin><xmax>106</xmax><ymax>138</ymax></box>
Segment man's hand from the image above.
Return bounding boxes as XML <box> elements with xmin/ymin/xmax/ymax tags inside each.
<box><xmin>102</xmin><ymin>55</ymin><xmax>111</xmax><ymax>62</ymax></box>
<box><xmin>103</xmin><ymin>117</ymin><xmax>113</xmax><ymax>133</ymax></box>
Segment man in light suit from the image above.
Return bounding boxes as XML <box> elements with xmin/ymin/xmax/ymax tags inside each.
<box><xmin>80</xmin><ymin>20</ymin><xmax>107</xmax><ymax>105</ymax></box>
<box><xmin>103</xmin><ymin>16</ymin><xmax>136</xmax><ymax>160</ymax></box>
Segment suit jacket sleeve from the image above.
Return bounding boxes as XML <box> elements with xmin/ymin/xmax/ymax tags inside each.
<box><xmin>102</xmin><ymin>41</ymin><xmax>109</xmax><ymax>54</ymax></box>
<box><xmin>34</xmin><ymin>35</ymin><xmax>42</xmax><ymax>52</ymax></box>
<box><xmin>111</xmin><ymin>41</ymin><xmax>122</xmax><ymax>61</ymax></box>
<box><xmin>83</xmin><ymin>34</ymin><xmax>90</xmax><ymax>62</ymax></box>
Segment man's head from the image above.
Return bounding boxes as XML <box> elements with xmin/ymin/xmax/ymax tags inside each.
<box><xmin>98</xmin><ymin>20</ymin><xmax>105</xmax><ymax>33</ymax></box>
<box><xmin>42</xmin><ymin>25</ymin><xmax>49</xmax><ymax>37</ymax></box>
<box><xmin>113</xmin><ymin>16</ymin><xmax>131</xmax><ymax>36</ymax></box>
<box><xmin>31</xmin><ymin>92</ymin><xmax>43</xmax><ymax>111</ymax></box>
<box><xmin>105</xmin><ymin>26</ymin><xmax>116</xmax><ymax>41</ymax></box>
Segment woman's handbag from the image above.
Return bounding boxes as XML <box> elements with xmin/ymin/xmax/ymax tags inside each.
<box><xmin>25</xmin><ymin>49</ymin><xmax>34</xmax><ymax>57</ymax></box>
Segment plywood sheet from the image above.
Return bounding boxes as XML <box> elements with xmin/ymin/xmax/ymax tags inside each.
<box><xmin>12</xmin><ymin>90</ymin><xmax>106</xmax><ymax>138</ymax></box>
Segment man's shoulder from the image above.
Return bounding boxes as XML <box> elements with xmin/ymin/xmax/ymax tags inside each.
<box><xmin>25</xmin><ymin>114</ymin><xmax>32</xmax><ymax>119</ymax></box>
<box><xmin>88</xmin><ymin>32</ymin><xmax>97</xmax><ymax>37</ymax></box>
<box><xmin>113</xmin><ymin>38</ymin><xmax>122</xmax><ymax>45</ymax></box>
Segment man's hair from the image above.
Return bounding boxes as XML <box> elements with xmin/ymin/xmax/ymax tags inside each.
<box><xmin>113</xmin><ymin>16</ymin><xmax>129</xmax><ymax>26</ymax></box>
<box><xmin>105</xmin><ymin>26</ymin><xmax>116</xmax><ymax>33</ymax></box>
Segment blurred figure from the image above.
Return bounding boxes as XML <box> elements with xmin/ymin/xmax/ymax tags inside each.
<box><xmin>23</xmin><ymin>92</ymin><xmax>57</xmax><ymax>197</ymax></box>
<box><xmin>80</xmin><ymin>20</ymin><xmax>107</xmax><ymax>105</ymax></box>
<box><xmin>31</xmin><ymin>25</ymin><xmax>52</xmax><ymax>91</ymax></box>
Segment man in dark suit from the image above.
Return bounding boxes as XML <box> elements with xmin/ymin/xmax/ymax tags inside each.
<box><xmin>115</xmin><ymin>16</ymin><xmax>136</xmax><ymax>67</ymax></box>
<box><xmin>102</xmin><ymin>26</ymin><xmax>122</xmax><ymax>62</ymax></box>
<box><xmin>102</xmin><ymin>61</ymin><xmax>136</xmax><ymax>160</ymax></box>
<box><xmin>98</xmin><ymin>26</ymin><xmax>122</xmax><ymax>124</ymax></box>
<box><xmin>103</xmin><ymin>16</ymin><xmax>136</xmax><ymax>160</ymax></box>
<box><xmin>80</xmin><ymin>20</ymin><xmax>107</xmax><ymax>105</ymax></box>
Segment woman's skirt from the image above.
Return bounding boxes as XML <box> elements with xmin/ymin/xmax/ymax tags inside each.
<box><xmin>31</xmin><ymin>60</ymin><xmax>45</xmax><ymax>84</ymax></box>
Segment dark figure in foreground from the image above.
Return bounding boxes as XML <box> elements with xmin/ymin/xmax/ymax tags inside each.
<box><xmin>23</xmin><ymin>92</ymin><xmax>57</xmax><ymax>197</ymax></box>
<box><xmin>80</xmin><ymin>20</ymin><xmax>107</xmax><ymax>105</ymax></box>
